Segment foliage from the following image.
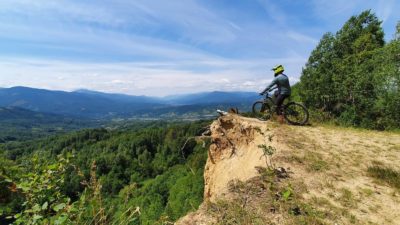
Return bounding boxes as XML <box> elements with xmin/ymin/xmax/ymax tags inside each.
<box><xmin>258</xmin><ymin>144</ymin><xmax>276</xmax><ymax>169</ymax></box>
<box><xmin>0</xmin><ymin>107</ymin><xmax>100</xmax><ymax>143</ymax></box>
<box><xmin>0</xmin><ymin>155</ymin><xmax>23</xmax><ymax>223</ymax></box>
<box><xmin>3</xmin><ymin>154</ymin><xmax>78</xmax><ymax>224</ymax></box>
<box><xmin>299</xmin><ymin>11</ymin><xmax>399</xmax><ymax>129</ymax></box>
<box><xmin>256</xmin><ymin>129</ymin><xmax>276</xmax><ymax>169</ymax></box>
<box><xmin>0</xmin><ymin>121</ymin><xmax>210</xmax><ymax>224</ymax></box>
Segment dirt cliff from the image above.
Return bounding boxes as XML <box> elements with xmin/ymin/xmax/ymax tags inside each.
<box><xmin>177</xmin><ymin>114</ymin><xmax>400</xmax><ymax>225</ymax></box>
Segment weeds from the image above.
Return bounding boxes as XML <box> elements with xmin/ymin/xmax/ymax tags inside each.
<box><xmin>258</xmin><ymin>144</ymin><xmax>276</xmax><ymax>169</ymax></box>
<box><xmin>255</xmin><ymin>128</ymin><xmax>277</xmax><ymax>169</ymax></box>
<box><xmin>207</xmin><ymin>200</ymin><xmax>265</xmax><ymax>225</ymax></box>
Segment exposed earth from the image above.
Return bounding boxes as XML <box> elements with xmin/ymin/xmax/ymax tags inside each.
<box><xmin>177</xmin><ymin>114</ymin><xmax>400</xmax><ymax>225</ymax></box>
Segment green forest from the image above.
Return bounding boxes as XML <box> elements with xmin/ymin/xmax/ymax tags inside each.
<box><xmin>0</xmin><ymin>121</ymin><xmax>210</xmax><ymax>224</ymax></box>
<box><xmin>0</xmin><ymin>10</ymin><xmax>399</xmax><ymax>225</ymax></box>
<box><xmin>295</xmin><ymin>10</ymin><xmax>400</xmax><ymax>130</ymax></box>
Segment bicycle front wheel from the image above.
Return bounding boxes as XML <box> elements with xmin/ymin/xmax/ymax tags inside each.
<box><xmin>283</xmin><ymin>102</ymin><xmax>309</xmax><ymax>125</ymax></box>
<box><xmin>252</xmin><ymin>101</ymin><xmax>272</xmax><ymax>121</ymax></box>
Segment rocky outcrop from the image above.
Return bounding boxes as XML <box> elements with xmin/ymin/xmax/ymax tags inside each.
<box><xmin>204</xmin><ymin>114</ymin><xmax>273</xmax><ymax>201</ymax></box>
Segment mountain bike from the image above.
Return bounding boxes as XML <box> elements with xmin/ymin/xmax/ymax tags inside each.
<box><xmin>252</xmin><ymin>92</ymin><xmax>309</xmax><ymax>125</ymax></box>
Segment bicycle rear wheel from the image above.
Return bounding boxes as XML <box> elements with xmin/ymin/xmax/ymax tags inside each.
<box><xmin>252</xmin><ymin>101</ymin><xmax>272</xmax><ymax>121</ymax></box>
<box><xmin>283</xmin><ymin>102</ymin><xmax>309</xmax><ymax>125</ymax></box>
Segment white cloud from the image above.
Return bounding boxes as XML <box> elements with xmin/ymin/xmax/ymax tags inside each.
<box><xmin>376</xmin><ymin>0</ymin><xmax>395</xmax><ymax>24</ymax></box>
<box><xmin>1</xmin><ymin>0</ymin><xmax>397</xmax><ymax>96</ymax></box>
<box><xmin>286</xmin><ymin>31</ymin><xmax>318</xmax><ymax>45</ymax></box>
<box><xmin>0</xmin><ymin>56</ymin><xmax>306</xmax><ymax>96</ymax></box>
<box><xmin>111</xmin><ymin>80</ymin><xmax>125</xmax><ymax>84</ymax></box>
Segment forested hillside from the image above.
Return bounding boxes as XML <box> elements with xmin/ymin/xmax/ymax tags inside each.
<box><xmin>0</xmin><ymin>107</ymin><xmax>100</xmax><ymax>143</ymax></box>
<box><xmin>0</xmin><ymin>121</ymin><xmax>210</xmax><ymax>224</ymax></box>
<box><xmin>297</xmin><ymin>10</ymin><xmax>400</xmax><ymax>130</ymax></box>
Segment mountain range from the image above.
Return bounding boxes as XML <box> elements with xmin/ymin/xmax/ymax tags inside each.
<box><xmin>0</xmin><ymin>86</ymin><xmax>259</xmax><ymax>119</ymax></box>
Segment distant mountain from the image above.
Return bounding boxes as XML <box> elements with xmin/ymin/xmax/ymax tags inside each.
<box><xmin>74</xmin><ymin>89</ymin><xmax>161</xmax><ymax>104</ymax></box>
<box><xmin>0</xmin><ymin>87</ymin><xmax>259</xmax><ymax>119</ymax></box>
<box><xmin>0</xmin><ymin>86</ymin><xmax>165</xmax><ymax>118</ymax></box>
<box><xmin>163</xmin><ymin>91</ymin><xmax>259</xmax><ymax>105</ymax></box>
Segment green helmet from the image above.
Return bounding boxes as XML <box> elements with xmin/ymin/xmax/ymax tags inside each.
<box><xmin>272</xmin><ymin>65</ymin><xmax>284</xmax><ymax>75</ymax></box>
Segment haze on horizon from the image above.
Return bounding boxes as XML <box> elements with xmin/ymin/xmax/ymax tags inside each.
<box><xmin>0</xmin><ymin>0</ymin><xmax>398</xmax><ymax>96</ymax></box>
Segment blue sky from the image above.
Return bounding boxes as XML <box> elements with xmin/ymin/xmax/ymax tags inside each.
<box><xmin>0</xmin><ymin>0</ymin><xmax>398</xmax><ymax>96</ymax></box>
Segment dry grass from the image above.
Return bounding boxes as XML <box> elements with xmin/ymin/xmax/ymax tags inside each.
<box><xmin>178</xmin><ymin>115</ymin><xmax>400</xmax><ymax>225</ymax></box>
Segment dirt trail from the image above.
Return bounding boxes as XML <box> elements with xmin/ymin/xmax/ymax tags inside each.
<box><xmin>177</xmin><ymin>114</ymin><xmax>400</xmax><ymax>225</ymax></box>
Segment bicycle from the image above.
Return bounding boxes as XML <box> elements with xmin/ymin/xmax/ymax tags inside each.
<box><xmin>252</xmin><ymin>92</ymin><xmax>309</xmax><ymax>125</ymax></box>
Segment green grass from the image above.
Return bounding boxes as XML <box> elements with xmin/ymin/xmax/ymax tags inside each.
<box><xmin>338</xmin><ymin>188</ymin><xmax>357</xmax><ymax>208</ymax></box>
<box><xmin>367</xmin><ymin>165</ymin><xmax>400</xmax><ymax>190</ymax></box>
<box><xmin>304</xmin><ymin>152</ymin><xmax>329</xmax><ymax>172</ymax></box>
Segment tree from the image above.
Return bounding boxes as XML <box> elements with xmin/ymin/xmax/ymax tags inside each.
<box><xmin>372</xmin><ymin>34</ymin><xmax>400</xmax><ymax>129</ymax></box>
<box><xmin>299</xmin><ymin>32</ymin><xmax>336</xmax><ymax>111</ymax></box>
<box><xmin>299</xmin><ymin>10</ymin><xmax>390</xmax><ymax>128</ymax></box>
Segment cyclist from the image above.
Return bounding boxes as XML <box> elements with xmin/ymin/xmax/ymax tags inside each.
<box><xmin>259</xmin><ymin>65</ymin><xmax>291</xmax><ymax>122</ymax></box>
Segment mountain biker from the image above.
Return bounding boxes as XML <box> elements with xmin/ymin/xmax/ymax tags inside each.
<box><xmin>259</xmin><ymin>65</ymin><xmax>291</xmax><ymax>122</ymax></box>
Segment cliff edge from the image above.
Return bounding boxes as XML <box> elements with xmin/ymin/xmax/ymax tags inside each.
<box><xmin>177</xmin><ymin>114</ymin><xmax>400</xmax><ymax>225</ymax></box>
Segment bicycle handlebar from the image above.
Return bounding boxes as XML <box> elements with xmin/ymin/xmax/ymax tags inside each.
<box><xmin>260</xmin><ymin>92</ymin><xmax>272</xmax><ymax>97</ymax></box>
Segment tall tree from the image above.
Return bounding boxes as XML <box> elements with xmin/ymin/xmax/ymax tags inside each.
<box><xmin>372</xmin><ymin>29</ymin><xmax>400</xmax><ymax>129</ymax></box>
<box><xmin>299</xmin><ymin>10</ymin><xmax>388</xmax><ymax>127</ymax></box>
<box><xmin>299</xmin><ymin>33</ymin><xmax>336</xmax><ymax>111</ymax></box>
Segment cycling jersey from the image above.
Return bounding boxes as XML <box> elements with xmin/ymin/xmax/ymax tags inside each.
<box><xmin>262</xmin><ymin>74</ymin><xmax>291</xmax><ymax>95</ymax></box>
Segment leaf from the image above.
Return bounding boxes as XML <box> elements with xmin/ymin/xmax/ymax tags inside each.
<box><xmin>53</xmin><ymin>203</ymin><xmax>66</xmax><ymax>212</ymax></box>
<box><xmin>54</xmin><ymin>215</ymin><xmax>68</xmax><ymax>225</ymax></box>
<box><xmin>282</xmin><ymin>187</ymin><xmax>293</xmax><ymax>201</ymax></box>
<box><xmin>66</xmin><ymin>152</ymin><xmax>73</xmax><ymax>159</ymax></box>
<box><xmin>42</xmin><ymin>202</ymin><xmax>48</xmax><ymax>210</ymax></box>
<box><xmin>33</xmin><ymin>214</ymin><xmax>43</xmax><ymax>221</ymax></box>
<box><xmin>47</xmin><ymin>164</ymin><xmax>58</xmax><ymax>170</ymax></box>
<box><xmin>32</xmin><ymin>204</ymin><xmax>41</xmax><ymax>212</ymax></box>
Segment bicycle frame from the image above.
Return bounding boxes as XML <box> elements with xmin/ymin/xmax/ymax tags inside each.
<box><xmin>261</xmin><ymin>93</ymin><xmax>276</xmax><ymax>106</ymax></box>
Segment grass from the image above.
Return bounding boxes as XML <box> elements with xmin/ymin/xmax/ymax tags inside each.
<box><xmin>207</xmin><ymin>167</ymin><xmax>329</xmax><ymax>225</ymax></box>
<box><xmin>283</xmin><ymin>151</ymin><xmax>329</xmax><ymax>172</ymax></box>
<box><xmin>367</xmin><ymin>165</ymin><xmax>400</xmax><ymax>190</ymax></box>
<box><xmin>337</xmin><ymin>188</ymin><xmax>357</xmax><ymax>208</ymax></box>
<box><xmin>360</xmin><ymin>188</ymin><xmax>374</xmax><ymax>197</ymax></box>
<box><xmin>304</xmin><ymin>152</ymin><xmax>329</xmax><ymax>172</ymax></box>
<box><xmin>207</xmin><ymin>200</ymin><xmax>265</xmax><ymax>225</ymax></box>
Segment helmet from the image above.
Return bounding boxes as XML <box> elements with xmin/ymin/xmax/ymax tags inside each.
<box><xmin>272</xmin><ymin>65</ymin><xmax>284</xmax><ymax>75</ymax></box>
